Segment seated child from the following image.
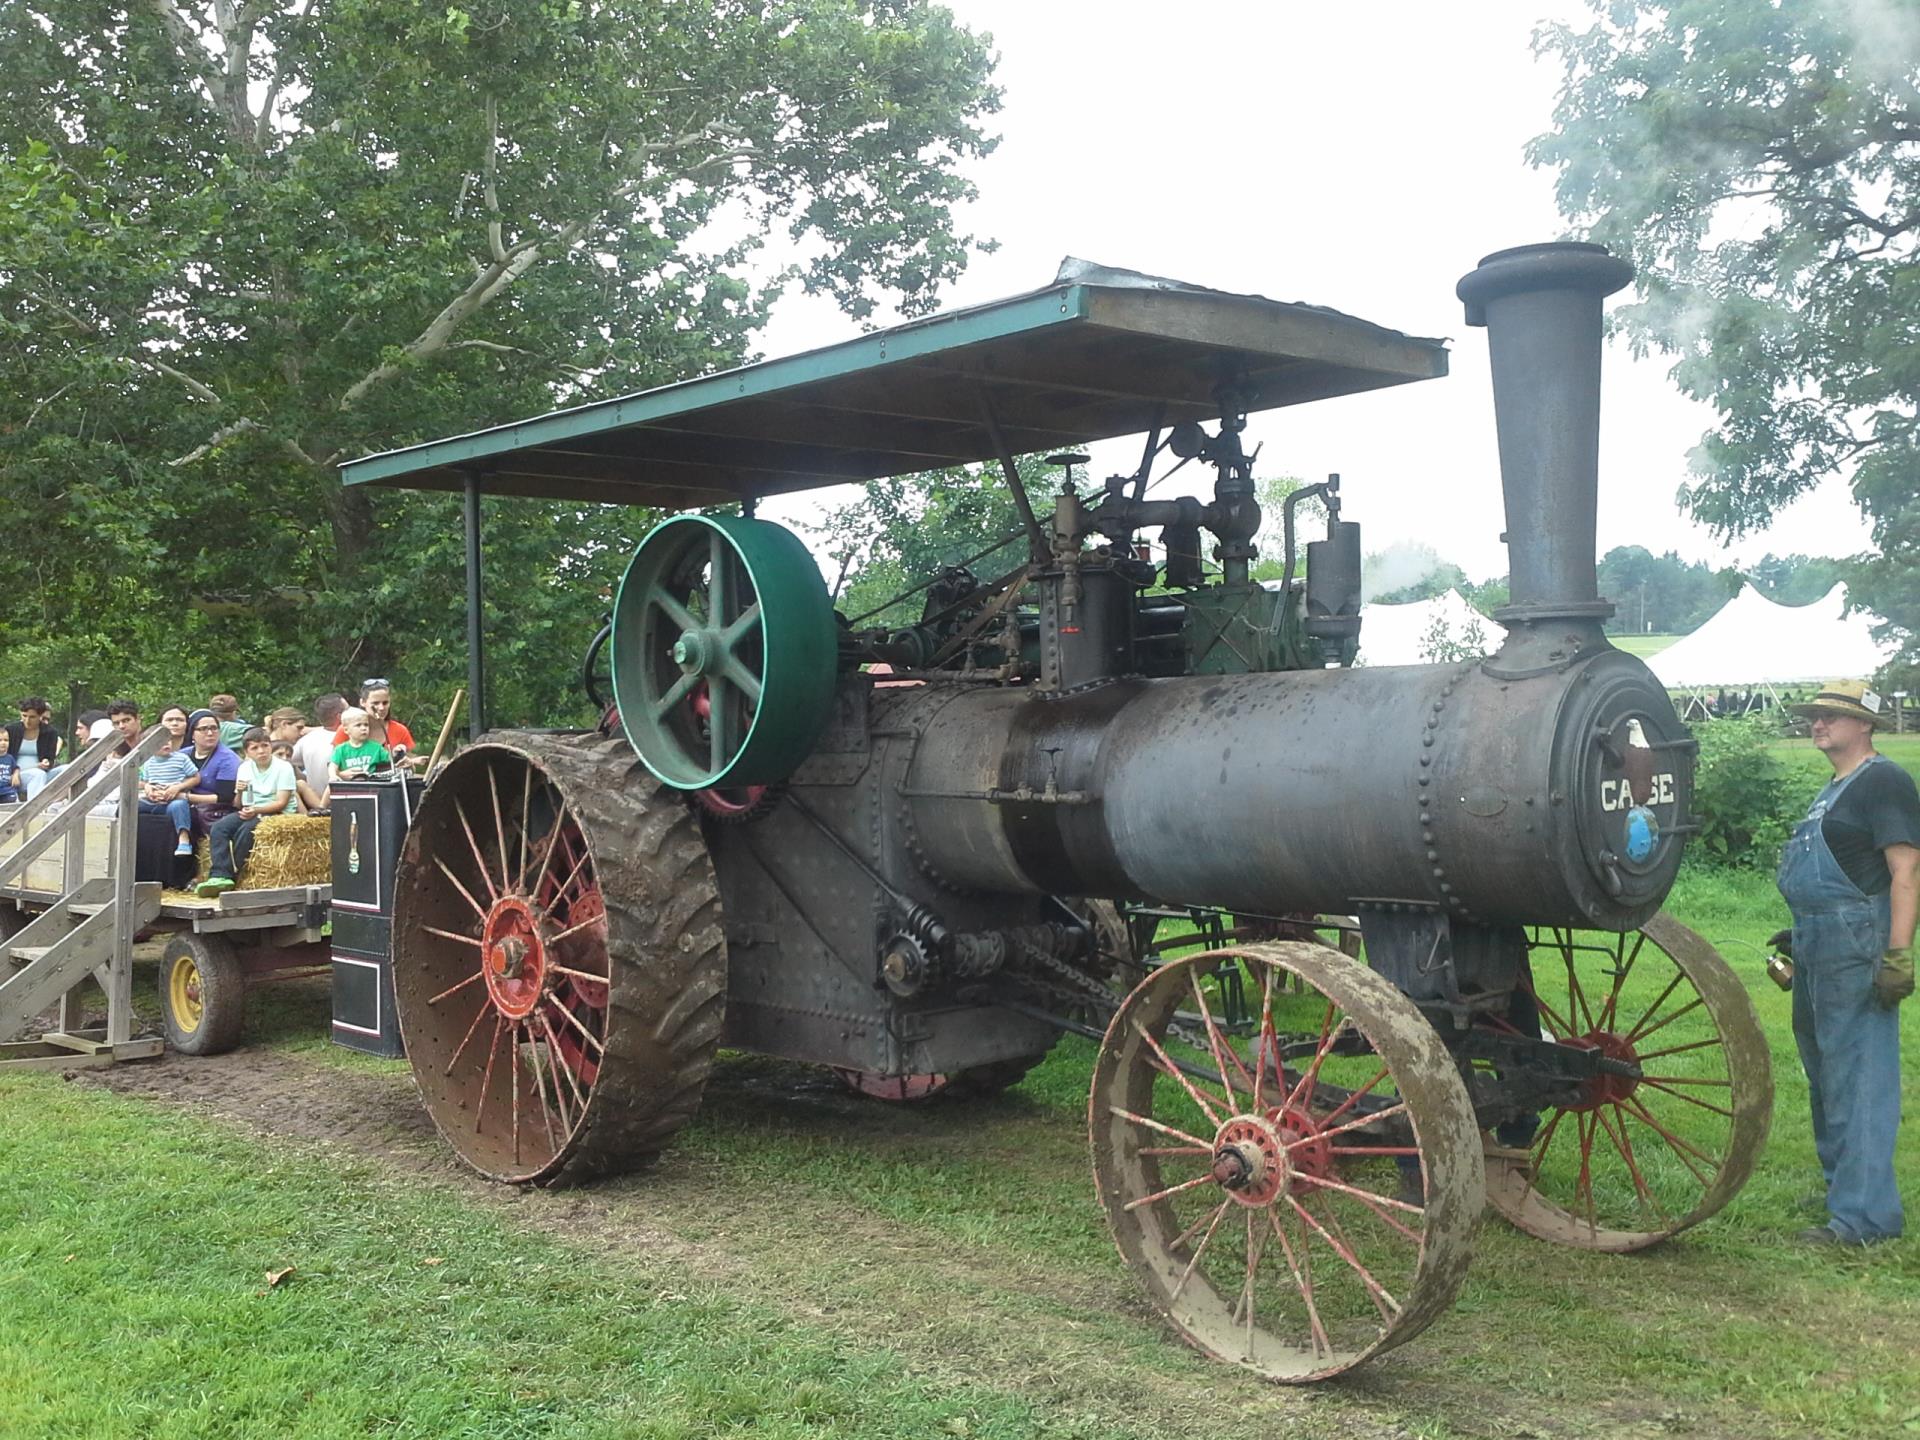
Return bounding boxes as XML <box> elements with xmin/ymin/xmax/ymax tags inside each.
<box><xmin>0</xmin><ymin>730</ymin><xmax>17</xmax><ymax>804</ymax></box>
<box><xmin>329</xmin><ymin>707</ymin><xmax>391</xmax><ymax>783</ymax></box>
<box><xmin>271</xmin><ymin>739</ymin><xmax>327</xmax><ymax>815</ymax></box>
<box><xmin>137</xmin><ymin>729</ymin><xmax>202</xmax><ymax>855</ymax></box>
<box><xmin>198</xmin><ymin>727</ymin><xmax>295</xmax><ymax>896</ymax></box>
<box><xmin>210</xmin><ymin>693</ymin><xmax>251</xmax><ymax>753</ymax></box>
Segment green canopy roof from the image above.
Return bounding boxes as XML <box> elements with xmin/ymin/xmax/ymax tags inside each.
<box><xmin>339</xmin><ymin>261</ymin><xmax>1449</xmax><ymax>508</ymax></box>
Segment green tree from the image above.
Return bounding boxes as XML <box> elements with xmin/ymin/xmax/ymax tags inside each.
<box><xmin>1416</xmin><ymin>610</ymin><xmax>1490</xmax><ymax>664</ymax></box>
<box><xmin>1248</xmin><ymin>474</ymin><xmax>1324</xmax><ymax>584</ymax></box>
<box><xmin>0</xmin><ymin>1</ymin><xmax>999</xmax><ymax>723</ymax></box>
<box><xmin>1532</xmin><ymin>0</ymin><xmax>1917</xmax><ymax>673</ymax></box>
<box><xmin>1595</xmin><ymin>545</ymin><xmax>1740</xmax><ymax>635</ymax></box>
<box><xmin>812</xmin><ymin>461</ymin><xmax>1036</xmax><ymax>628</ymax></box>
<box><xmin>1459</xmin><ymin>574</ymin><xmax>1509</xmax><ymax>615</ymax></box>
<box><xmin>1746</xmin><ymin>552</ymin><xmax>1848</xmax><ymax>607</ymax></box>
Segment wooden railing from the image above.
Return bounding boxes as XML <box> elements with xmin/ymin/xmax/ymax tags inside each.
<box><xmin>0</xmin><ymin>725</ymin><xmax>169</xmax><ymax>1057</ymax></box>
<box><xmin>0</xmin><ymin>726</ymin><xmax>167</xmax><ymax>891</ymax></box>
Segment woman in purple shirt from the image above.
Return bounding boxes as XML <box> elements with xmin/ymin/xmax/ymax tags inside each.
<box><xmin>180</xmin><ymin>709</ymin><xmax>241</xmax><ymax>837</ymax></box>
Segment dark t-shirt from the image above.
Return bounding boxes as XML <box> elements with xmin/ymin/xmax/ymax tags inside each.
<box><xmin>1822</xmin><ymin>758</ymin><xmax>1920</xmax><ymax>896</ymax></box>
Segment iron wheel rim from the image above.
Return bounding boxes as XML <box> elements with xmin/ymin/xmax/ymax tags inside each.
<box><xmin>1090</xmin><ymin>941</ymin><xmax>1482</xmax><ymax>1382</ymax></box>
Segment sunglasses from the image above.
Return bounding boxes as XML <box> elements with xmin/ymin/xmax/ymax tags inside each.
<box><xmin>362</xmin><ymin>678</ymin><xmax>391</xmax><ymax>690</ymax></box>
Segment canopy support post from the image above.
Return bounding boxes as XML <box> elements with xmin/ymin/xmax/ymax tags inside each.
<box><xmin>463</xmin><ymin>470</ymin><xmax>487</xmax><ymax>739</ymax></box>
<box><xmin>976</xmin><ymin>387</ymin><xmax>1050</xmax><ymax>565</ymax></box>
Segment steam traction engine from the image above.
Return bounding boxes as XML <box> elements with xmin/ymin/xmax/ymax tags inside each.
<box><xmin>345</xmin><ymin>244</ymin><xmax>1771</xmax><ymax>1381</ymax></box>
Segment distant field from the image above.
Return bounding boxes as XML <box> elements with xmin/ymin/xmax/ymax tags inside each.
<box><xmin>1611</xmin><ymin>632</ymin><xmax>1680</xmax><ymax>657</ymax></box>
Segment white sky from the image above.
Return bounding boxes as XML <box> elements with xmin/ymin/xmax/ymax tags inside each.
<box><xmin>757</xmin><ymin>0</ymin><xmax>1873</xmax><ymax>583</ymax></box>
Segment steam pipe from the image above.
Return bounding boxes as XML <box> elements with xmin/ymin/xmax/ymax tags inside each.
<box><xmin>1456</xmin><ymin>242</ymin><xmax>1633</xmax><ymax>627</ymax></box>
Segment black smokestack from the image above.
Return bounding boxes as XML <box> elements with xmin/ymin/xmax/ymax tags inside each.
<box><xmin>1456</xmin><ymin>242</ymin><xmax>1633</xmax><ymax>625</ymax></box>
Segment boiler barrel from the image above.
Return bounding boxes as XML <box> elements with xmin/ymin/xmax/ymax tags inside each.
<box><xmin>899</xmin><ymin>649</ymin><xmax>1690</xmax><ymax>930</ymax></box>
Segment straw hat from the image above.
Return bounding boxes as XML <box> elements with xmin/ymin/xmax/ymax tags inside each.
<box><xmin>1787</xmin><ymin>679</ymin><xmax>1887</xmax><ymax>726</ymax></box>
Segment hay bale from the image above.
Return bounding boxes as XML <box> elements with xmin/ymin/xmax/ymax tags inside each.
<box><xmin>237</xmin><ymin>814</ymin><xmax>331</xmax><ymax>890</ymax></box>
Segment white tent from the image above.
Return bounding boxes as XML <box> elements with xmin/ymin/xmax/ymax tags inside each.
<box><xmin>1354</xmin><ymin>589</ymin><xmax>1497</xmax><ymax>666</ymax></box>
<box><xmin>1646</xmin><ymin>583</ymin><xmax>1896</xmax><ymax>690</ymax></box>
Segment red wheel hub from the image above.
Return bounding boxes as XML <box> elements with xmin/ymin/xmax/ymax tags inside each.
<box><xmin>481</xmin><ymin>896</ymin><xmax>547</xmax><ymax>1020</ymax></box>
<box><xmin>1271</xmin><ymin>1104</ymin><xmax>1334</xmax><ymax>1180</ymax></box>
<box><xmin>551</xmin><ymin>888</ymin><xmax>609</xmax><ymax>1006</ymax></box>
<box><xmin>1563</xmin><ymin>1030</ymin><xmax>1640</xmax><ymax>1110</ymax></box>
<box><xmin>1212</xmin><ymin>1115</ymin><xmax>1293</xmax><ymax>1207</ymax></box>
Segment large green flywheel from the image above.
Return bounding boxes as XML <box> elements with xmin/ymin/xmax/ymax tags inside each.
<box><xmin>611</xmin><ymin>514</ymin><xmax>837</xmax><ymax>789</ymax></box>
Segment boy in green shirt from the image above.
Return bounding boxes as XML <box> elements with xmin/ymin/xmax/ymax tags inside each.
<box><xmin>330</xmin><ymin>707</ymin><xmax>392</xmax><ymax>782</ymax></box>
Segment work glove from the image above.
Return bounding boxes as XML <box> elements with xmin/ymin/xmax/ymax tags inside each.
<box><xmin>1766</xmin><ymin>928</ymin><xmax>1793</xmax><ymax>959</ymax></box>
<box><xmin>1874</xmin><ymin>946</ymin><xmax>1915</xmax><ymax>1009</ymax></box>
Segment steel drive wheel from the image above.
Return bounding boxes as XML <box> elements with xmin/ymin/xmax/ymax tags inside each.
<box><xmin>160</xmin><ymin>932</ymin><xmax>246</xmax><ymax>1056</ymax></box>
<box><xmin>611</xmin><ymin>514</ymin><xmax>837</xmax><ymax>789</ymax></box>
<box><xmin>1483</xmin><ymin>912</ymin><xmax>1771</xmax><ymax>1252</ymax></box>
<box><xmin>393</xmin><ymin>732</ymin><xmax>727</xmax><ymax>1185</ymax></box>
<box><xmin>1091</xmin><ymin>942</ymin><xmax>1482</xmax><ymax>1382</ymax></box>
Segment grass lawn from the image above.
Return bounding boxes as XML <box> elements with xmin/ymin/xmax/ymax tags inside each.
<box><xmin>1769</xmin><ymin>731</ymin><xmax>1920</xmax><ymax>789</ymax></box>
<box><xmin>1</xmin><ymin>869</ymin><xmax>1916</xmax><ymax>1439</ymax></box>
<box><xmin>1610</xmin><ymin>633</ymin><xmax>1681</xmax><ymax>658</ymax></box>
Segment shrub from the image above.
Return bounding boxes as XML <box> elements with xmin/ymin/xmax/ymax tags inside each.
<box><xmin>1687</xmin><ymin>712</ymin><xmax>1797</xmax><ymax>867</ymax></box>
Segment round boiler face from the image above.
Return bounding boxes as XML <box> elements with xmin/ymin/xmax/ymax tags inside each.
<box><xmin>1555</xmin><ymin>654</ymin><xmax>1693</xmax><ymax>921</ymax></box>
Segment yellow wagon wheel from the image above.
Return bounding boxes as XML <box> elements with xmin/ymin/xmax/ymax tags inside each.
<box><xmin>160</xmin><ymin>932</ymin><xmax>246</xmax><ymax>1055</ymax></box>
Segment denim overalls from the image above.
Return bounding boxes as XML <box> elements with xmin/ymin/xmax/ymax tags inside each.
<box><xmin>1776</xmin><ymin>754</ymin><xmax>1904</xmax><ymax>1241</ymax></box>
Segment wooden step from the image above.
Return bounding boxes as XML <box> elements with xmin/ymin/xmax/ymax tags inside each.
<box><xmin>8</xmin><ymin>946</ymin><xmax>52</xmax><ymax>965</ymax></box>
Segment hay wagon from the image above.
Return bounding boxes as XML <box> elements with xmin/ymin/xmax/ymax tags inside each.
<box><xmin>0</xmin><ymin>727</ymin><xmax>331</xmax><ymax>1063</ymax></box>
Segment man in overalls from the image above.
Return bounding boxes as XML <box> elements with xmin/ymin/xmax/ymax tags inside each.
<box><xmin>1775</xmin><ymin>679</ymin><xmax>1919</xmax><ymax>1246</ymax></box>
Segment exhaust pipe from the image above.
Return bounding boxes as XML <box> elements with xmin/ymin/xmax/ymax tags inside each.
<box><xmin>1456</xmin><ymin>242</ymin><xmax>1633</xmax><ymax>630</ymax></box>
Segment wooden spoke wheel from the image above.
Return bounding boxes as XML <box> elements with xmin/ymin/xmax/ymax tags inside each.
<box><xmin>1091</xmin><ymin>942</ymin><xmax>1482</xmax><ymax>1382</ymax></box>
<box><xmin>1483</xmin><ymin>912</ymin><xmax>1772</xmax><ymax>1253</ymax></box>
<box><xmin>393</xmin><ymin>732</ymin><xmax>727</xmax><ymax>1185</ymax></box>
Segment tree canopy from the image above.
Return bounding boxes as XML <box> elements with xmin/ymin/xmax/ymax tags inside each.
<box><xmin>0</xmin><ymin>0</ymin><xmax>999</xmax><ymax>724</ymax></box>
<box><xmin>1531</xmin><ymin>0</ymin><xmax>1919</xmax><ymax>679</ymax></box>
<box><xmin>808</xmin><ymin>461</ymin><xmax>1033</xmax><ymax>630</ymax></box>
<box><xmin>1596</xmin><ymin>544</ymin><xmax>1738</xmax><ymax>636</ymax></box>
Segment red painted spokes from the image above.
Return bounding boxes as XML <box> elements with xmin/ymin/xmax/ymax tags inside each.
<box><xmin>1090</xmin><ymin>944</ymin><xmax>1478</xmax><ymax>1382</ymax></box>
<box><xmin>1483</xmin><ymin>918</ymin><xmax>1769</xmax><ymax>1252</ymax></box>
<box><xmin>422</xmin><ymin>757</ymin><xmax>611</xmax><ymax>1176</ymax></box>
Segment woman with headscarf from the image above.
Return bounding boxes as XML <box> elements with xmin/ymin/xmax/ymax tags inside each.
<box><xmin>180</xmin><ymin>708</ymin><xmax>240</xmax><ymax>837</ymax></box>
